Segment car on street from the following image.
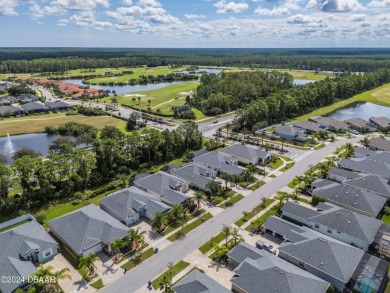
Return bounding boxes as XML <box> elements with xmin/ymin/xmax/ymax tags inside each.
<box><xmin>212</xmin><ymin>120</ymin><xmax>218</xmax><ymax>124</ymax></box>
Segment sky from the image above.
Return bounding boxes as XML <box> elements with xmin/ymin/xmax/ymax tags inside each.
<box><xmin>0</xmin><ymin>0</ymin><xmax>389</xmax><ymax>47</ymax></box>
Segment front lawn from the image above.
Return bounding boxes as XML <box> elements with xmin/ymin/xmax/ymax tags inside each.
<box><xmin>280</xmin><ymin>162</ymin><xmax>295</xmax><ymax>172</ymax></box>
<box><xmin>220</xmin><ymin>194</ymin><xmax>244</xmax><ymax>208</ymax></box>
<box><xmin>90</xmin><ymin>279</ymin><xmax>104</xmax><ymax>289</ymax></box>
<box><xmin>382</xmin><ymin>214</ymin><xmax>390</xmax><ymax>225</ymax></box>
<box><xmin>198</xmin><ymin>232</ymin><xmax>226</xmax><ymax>254</ymax></box>
<box><xmin>249</xmin><ymin>180</ymin><xmax>266</xmax><ymax>191</ymax></box>
<box><xmin>234</xmin><ymin>199</ymin><xmax>274</xmax><ymax>227</ymax></box>
<box><xmin>151</xmin><ymin>261</ymin><xmax>190</xmax><ymax>289</ymax></box>
<box><xmin>269</xmin><ymin>158</ymin><xmax>283</xmax><ymax>169</ymax></box>
<box><xmin>167</xmin><ymin>213</ymin><xmax>213</xmax><ymax>241</ymax></box>
<box><xmin>245</xmin><ymin>205</ymin><xmax>279</xmax><ymax>232</ymax></box>
<box><xmin>121</xmin><ymin>248</ymin><xmax>155</xmax><ymax>270</ymax></box>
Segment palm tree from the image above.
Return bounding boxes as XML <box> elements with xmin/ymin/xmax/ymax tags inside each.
<box><xmin>194</xmin><ymin>190</ymin><xmax>206</xmax><ymax>209</ymax></box>
<box><xmin>158</xmin><ymin>273</ymin><xmax>173</xmax><ymax>293</ymax></box>
<box><xmin>132</xmin><ymin>97</ymin><xmax>136</xmax><ymax>104</ymax></box>
<box><xmin>231</xmin><ymin>227</ymin><xmax>242</xmax><ymax>246</ymax></box>
<box><xmin>212</xmin><ymin>244</ymin><xmax>229</xmax><ymax>262</ymax></box>
<box><xmin>148</xmin><ymin>98</ymin><xmax>151</xmax><ymax>106</ymax></box>
<box><xmin>137</xmin><ymin>96</ymin><xmax>141</xmax><ymax>104</ymax></box>
<box><xmin>110</xmin><ymin>237</ymin><xmax>127</xmax><ymax>253</ymax></box>
<box><xmin>151</xmin><ymin>211</ymin><xmax>167</xmax><ymax>232</ymax></box>
<box><xmin>33</xmin><ymin>265</ymin><xmax>71</xmax><ymax>292</ymax></box>
<box><xmin>222</xmin><ymin>225</ymin><xmax>231</xmax><ymax>246</ymax></box>
<box><xmin>78</xmin><ymin>253</ymin><xmax>98</xmax><ymax>276</ymax></box>
<box><xmin>275</xmin><ymin>193</ymin><xmax>286</xmax><ymax>211</ymax></box>
<box><xmin>129</xmin><ymin>228</ymin><xmax>146</xmax><ymax>249</ymax></box>
<box><xmin>168</xmin><ymin>204</ymin><xmax>186</xmax><ymax>223</ymax></box>
<box><xmin>245</xmin><ymin>163</ymin><xmax>261</xmax><ymax>186</ymax></box>
<box><xmin>226</xmin><ymin>123</ymin><xmax>231</xmax><ymax>138</ymax></box>
<box><xmin>294</xmin><ymin>188</ymin><xmax>302</xmax><ymax>200</ymax></box>
<box><xmin>281</xmin><ymin>137</ymin><xmax>286</xmax><ymax>151</ymax></box>
<box><xmin>344</xmin><ymin>142</ymin><xmax>355</xmax><ymax>158</ymax></box>
<box><xmin>219</xmin><ymin>172</ymin><xmax>230</xmax><ymax>190</ymax></box>
<box><xmin>242</xmin><ymin>210</ymin><xmax>250</xmax><ymax>221</ymax></box>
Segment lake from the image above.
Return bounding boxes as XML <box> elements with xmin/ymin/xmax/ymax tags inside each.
<box><xmin>60</xmin><ymin>80</ymin><xmax>187</xmax><ymax>95</ymax></box>
<box><xmin>176</xmin><ymin>68</ymin><xmax>222</xmax><ymax>74</ymax></box>
<box><xmin>294</xmin><ymin>79</ymin><xmax>316</xmax><ymax>85</ymax></box>
<box><xmin>327</xmin><ymin>102</ymin><xmax>390</xmax><ymax>121</ymax></box>
<box><xmin>0</xmin><ymin>133</ymin><xmax>80</xmax><ymax>163</ymax></box>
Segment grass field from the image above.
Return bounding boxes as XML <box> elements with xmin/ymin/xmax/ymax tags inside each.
<box><xmin>279</xmin><ymin>70</ymin><xmax>330</xmax><ymax>81</ymax></box>
<box><xmin>0</xmin><ymin>114</ymin><xmax>126</xmax><ymax>136</ymax></box>
<box><xmin>103</xmin><ymin>81</ymin><xmax>199</xmax><ymax>116</ymax></box>
<box><xmin>292</xmin><ymin>82</ymin><xmax>390</xmax><ymax>121</ymax></box>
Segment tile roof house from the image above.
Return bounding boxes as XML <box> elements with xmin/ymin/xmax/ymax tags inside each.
<box><xmin>170</xmin><ymin>163</ymin><xmax>216</xmax><ymax>190</ymax></box>
<box><xmin>369</xmin><ymin>137</ymin><xmax>390</xmax><ymax>152</ymax></box>
<box><xmin>345</xmin><ymin>118</ymin><xmax>377</xmax><ymax>132</ymax></box>
<box><xmin>99</xmin><ymin>186</ymin><xmax>171</xmax><ymax>226</ymax></box>
<box><xmin>0</xmin><ymin>217</ymin><xmax>58</xmax><ymax>293</ymax></box>
<box><xmin>173</xmin><ymin>269</ymin><xmax>230</xmax><ymax>293</ymax></box>
<box><xmin>312</xmin><ymin>181</ymin><xmax>387</xmax><ymax>217</ymax></box>
<box><xmin>21</xmin><ymin>102</ymin><xmax>50</xmax><ymax>114</ymax></box>
<box><xmin>133</xmin><ymin>172</ymin><xmax>190</xmax><ymax>205</ymax></box>
<box><xmin>230</xmin><ymin>244</ymin><xmax>330</xmax><ymax>293</ymax></box>
<box><xmin>45</xmin><ymin>100</ymin><xmax>72</xmax><ymax>111</ymax></box>
<box><xmin>262</xmin><ymin>216</ymin><xmax>383</xmax><ymax>292</ymax></box>
<box><xmin>281</xmin><ymin>201</ymin><xmax>384</xmax><ymax>251</ymax></box>
<box><xmin>192</xmin><ymin>151</ymin><xmax>244</xmax><ymax>175</ymax></box>
<box><xmin>369</xmin><ymin>116</ymin><xmax>390</xmax><ymax>129</ymax></box>
<box><xmin>218</xmin><ymin>143</ymin><xmax>271</xmax><ymax>165</ymax></box>
<box><xmin>48</xmin><ymin>204</ymin><xmax>129</xmax><ymax>256</ymax></box>
<box><xmin>0</xmin><ymin>105</ymin><xmax>25</xmax><ymax>117</ymax></box>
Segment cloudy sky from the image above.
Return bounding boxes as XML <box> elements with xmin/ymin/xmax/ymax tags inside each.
<box><xmin>0</xmin><ymin>0</ymin><xmax>389</xmax><ymax>47</ymax></box>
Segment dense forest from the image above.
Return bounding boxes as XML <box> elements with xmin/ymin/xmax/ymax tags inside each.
<box><xmin>0</xmin><ymin>122</ymin><xmax>203</xmax><ymax>217</ymax></box>
<box><xmin>228</xmin><ymin>69</ymin><xmax>390</xmax><ymax>132</ymax></box>
<box><xmin>1</xmin><ymin>48</ymin><xmax>390</xmax><ymax>73</ymax></box>
<box><xmin>192</xmin><ymin>71</ymin><xmax>294</xmax><ymax>115</ymax></box>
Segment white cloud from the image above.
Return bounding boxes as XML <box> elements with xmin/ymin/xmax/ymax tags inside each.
<box><xmin>287</xmin><ymin>14</ymin><xmax>316</xmax><ymax>23</ymax></box>
<box><xmin>255</xmin><ymin>6</ymin><xmax>290</xmax><ymax>15</ymax></box>
<box><xmin>122</xmin><ymin>0</ymin><xmax>133</xmax><ymax>5</ymax></box>
<box><xmin>0</xmin><ymin>0</ymin><xmax>19</xmax><ymax>16</ymax></box>
<box><xmin>57</xmin><ymin>18</ymin><xmax>69</xmax><ymax>26</ymax></box>
<box><xmin>51</xmin><ymin>0</ymin><xmax>110</xmax><ymax>11</ymax></box>
<box><xmin>138</xmin><ymin>0</ymin><xmax>161</xmax><ymax>7</ymax></box>
<box><xmin>185</xmin><ymin>13</ymin><xmax>206</xmax><ymax>20</ymax></box>
<box><xmin>368</xmin><ymin>0</ymin><xmax>390</xmax><ymax>7</ymax></box>
<box><xmin>349</xmin><ymin>13</ymin><xmax>366</xmax><ymax>21</ymax></box>
<box><xmin>307</xmin><ymin>0</ymin><xmax>364</xmax><ymax>12</ymax></box>
<box><xmin>214</xmin><ymin>0</ymin><xmax>249</xmax><ymax>13</ymax></box>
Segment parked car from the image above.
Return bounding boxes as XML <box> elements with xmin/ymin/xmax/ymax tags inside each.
<box><xmin>244</xmin><ymin>134</ymin><xmax>251</xmax><ymax>139</ymax></box>
<box><xmin>212</xmin><ymin>120</ymin><xmax>218</xmax><ymax>124</ymax></box>
<box><xmin>256</xmin><ymin>240</ymin><xmax>276</xmax><ymax>254</ymax></box>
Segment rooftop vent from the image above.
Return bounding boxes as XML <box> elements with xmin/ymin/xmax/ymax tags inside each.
<box><xmin>320</xmin><ymin>262</ymin><xmax>324</xmax><ymax>265</ymax></box>
<box><xmin>348</xmin><ymin>221</ymin><xmax>351</xmax><ymax>224</ymax></box>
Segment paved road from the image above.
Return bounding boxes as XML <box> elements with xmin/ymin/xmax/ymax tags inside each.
<box><xmin>197</xmin><ymin>115</ymin><xmax>236</xmax><ymax>138</ymax></box>
<box><xmin>100</xmin><ymin>136</ymin><xmax>360</xmax><ymax>293</ymax></box>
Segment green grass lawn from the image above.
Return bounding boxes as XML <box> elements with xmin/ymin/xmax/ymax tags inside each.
<box><xmin>269</xmin><ymin>174</ymin><xmax>276</xmax><ymax>178</ymax></box>
<box><xmin>220</xmin><ymin>194</ymin><xmax>244</xmax><ymax>208</ymax></box>
<box><xmin>382</xmin><ymin>214</ymin><xmax>390</xmax><ymax>225</ymax></box>
<box><xmin>90</xmin><ymin>279</ymin><xmax>104</xmax><ymax>289</ymax></box>
<box><xmin>288</xmin><ymin>178</ymin><xmax>300</xmax><ymax>188</ymax></box>
<box><xmin>78</xmin><ymin>267</ymin><xmax>97</xmax><ymax>282</ymax></box>
<box><xmin>298</xmin><ymin>197</ymin><xmax>311</xmax><ymax>204</ymax></box>
<box><xmin>167</xmin><ymin>213</ymin><xmax>213</xmax><ymax>241</ymax></box>
<box><xmin>269</xmin><ymin>158</ymin><xmax>283</xmax><ymax>170</ymax></box>
<box><xmin>151</xmin><ymin>261</ymin><xmax>190</xmax><ymax>289</ymax></box>
<box><xmin>234</xmin><ymin>199</ymin><xmax>275</xmax><ymax>227</ymax></box>
<box><xmin>198</xmin><ymin>232</ymin><xmax>226</xmax><ymax>254</ymax></box>
<box><xmin>280</xmin><ymin>162</ymin><xmax>295</xmax><ymax>172</ymax></box>
<box><xmin>249</xmin><ymin>180</ymin><xmax>266</xmax><ymax>191</ymax></box>
<box><xmin>121</xmin><ymin>248</ymin><xmax>155</xmax><ymax>270</ymax></box>
<box><xmin>292</xmin><ymin>82</ymin><xmax>390</xmax><ymax>122</ymax></box>
<box><xmin>245</xmin><ymin>205</ymin><xmax>279</xmax><ymax>232</ymax></box>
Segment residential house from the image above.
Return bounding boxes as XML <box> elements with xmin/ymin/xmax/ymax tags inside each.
<box><xmin>219</xmin><ymin>143</ymin><xmax>271</xmax><ymax>165</ymax></box>
<box><xmin>227</xmin><ymin>242</ymin><xmax>265</xmax><ymax>269</ymax></box>
<box><xmin>338</xmin><ymin>156</ymin><xmax>390</xmax><ymax>179</ymax></box>
<box><xmin>21</xmin><ymin>102</ymin><xmax>50</xmax><ymax>114</ymax></box>
<box><xmin>17</xmin><ymin>94</ymin><xmax>39</xmax><ymax>104</ymax></box>
<box><xmin>0</xmin><ymin>216</ymin><xmax>58</xmax><ymax>293</ymax></box>
<box><xmin>291</xmin><ymin>120</ymin><xmax>324</xmax><ymax>134</ymax></box>
<box><xmin>170</xmin><ymin>163</ymin><xmax>216</xmax><ymax>191</ymax></box>
<box><xmin>45</xmin><ymin>100</ymin><xmax>72</xmax><ymax>111</ymax></box>
<box><xmin>0</xmin><ymin>95</ymin><xmax>17</xmax><ymax>105</ymax></box>
<box><xmin>133</xmin><ymin>172</ymin><xmax>190</xmax><ymax>206</ymax></box>
<box><xmin>309</xmin><ymin>116</ymin><xmax>349</xmax><ymax>132</ymax></box>
<box><xmin>273</xmin><ymin>125</ymin><xmax>307</xmax><ymax>142</ymax></box>
<box><xmin>343</xmin><ymin>174</ymin><xmax>390</xmax><ymax>198</ymax></box>
<box><xmin>369</xmin><ymin>117</ymin><xmax>390</xmax><ymax>129</ymax></box>
<box><xmin>0</xmin><ymin>105</ymin><xmax>25</xmax><ymax>117</ymax></box>
<box><xmin>99</xmin><ymin>186</ymin><xmax>171</xmax><ymax>225</ymax></box>
<box><xmin>353</xmin><ymin>147</ymin><xmax>379</xmax><ymax>158</ymax></box>
<box><xmin>281</xmin><ymin>201</ymin><xmax>384</xmax><ymax>251</ymax></box>
<box><xmin>345</xmin><ymin>118</ymin><xmax>377</xmax><ymax>132</ymax></box>
<box><xmin>327</xmin><ymin>167</ymin><xmax>362</xmax><ymax>183</ymax></box>
<box><xmin>192</xmin><ymin>151</ymin><xmax>244</xmax><ymax>175</ymax></box>
<box><xmin>173</xmin><ymin>269</ymin><xmax>230</xmax><ymax>293</ymax></box>
<box><xmin>369</xmin><ymin>137</ymin><xmax>390</xmax><ymax>152</ymax></box>
<box><xmin>229</xmin><ymin>243</ymin><xmax>330</xmax><ymax>293</ymax></box>
<box><xmin>48</xmin><ymin>204</ymin><xmax>129</xmax><ymax>256</ymax></box>
<box><xmin>263</xmin><ymin>216</ymin><xmax>388</xmax><ymax>293</ymax></box>
<box><xmin>312</xmin><ymin>182</ymin><xmax>387</xmax><ymax>217</ymax></box>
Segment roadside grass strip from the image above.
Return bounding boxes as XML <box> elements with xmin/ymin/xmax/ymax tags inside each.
<box><xmin>151</xmin><ymin>261</ymin><xmax>190</xmax><ymax>289</ymax></box>
<box><xmin>167</xmin><ymin>213</ymin><xmax>213</xmax><ymax>241</ymax></box>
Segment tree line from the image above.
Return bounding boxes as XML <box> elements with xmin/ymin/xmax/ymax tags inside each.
<box><xmin>0</xmin><ymin>122</ymin><xmax>203</xmax><ymax>218</ymax></box>
<box><xmin>191</xmin><ymin>71</ymin><xmax>294</xmax><ymax>115</ymax></box>
<box><xmin>231</xmin><ymin>69</ymin><xmax>390</xmax><ymax>132</ymax></box>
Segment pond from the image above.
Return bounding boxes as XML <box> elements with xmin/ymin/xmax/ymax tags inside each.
<box><xmin>0</xmin><ymin>133</ymin><xmax>80</xmax><ymax>163</ymax></box>
<box><xmin>294</xmin><ymin>79</ymin><xmax>316</xmax><ymax>85</ymax></box>
<box><xmin>60</xmin><ymin>79</ymin><xmax>187</xmax><ymax>95</ymax></box>
<box><xmin>327</xmin><ymin>102</ymin><xmax>390</xmax><ymax>121</ymax></box>
<box><xmin>176</xmin><ymin>68</ymin><xmax>222</xmax><ymax>74</ymax></box>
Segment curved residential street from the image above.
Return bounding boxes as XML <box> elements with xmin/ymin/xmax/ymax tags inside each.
<box><xmin>100</xmin><ymin>136</ymin><xmax>361</xmax><ymax>293</ymax></box>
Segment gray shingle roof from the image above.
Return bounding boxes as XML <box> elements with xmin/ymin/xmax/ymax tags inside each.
<box><xmin>0</xmin><ymin>220</ymin><xmax>58</xmax><ymax>293</ymax></box>
<box><xmin>0</xmin><ymin>105</ymin><xmax>25</xmax><ymax>116</ymax></box>
<box><xmin>21</xmin><ymin>102</ymin><xmax>49</xmax><ymax>112</ymax></box>
<box><xmin>48</xmin><ymin>204</ymin><xmax>129</xmax><ymax>255</ymax></box>
<box><xmin>45</xmin><ymin>101</ymin><xmax>72</xmax><ymax>110</ymax></box>
<box><xmin>134</xmin><ymin>172</ymin><xmax>190</xmax><ymax>204</ymax></box>
<box><xmin>328</xmin><ymin>167</ymin><xmax>362</xmax><ymax>181</ymax></box>
<box><xmin>193</xmin><ymin>152</ymin><xmax>244</xmax><ymax>175</ymax></box>
<box><xmin>171</xmin><ymin>163</ymin><xmax>214</xmax><ymax>190</ymax></box>
<box><xmin>345</xmin><ymin>118</ymin><xmax>377</xmax><ymax>131</ymax></box>
<box><xmin>282</xmin><ymin>201</ymin><xmax>383</xmax><ymax>244</ymax></box>
<box><xmin>227</xmin><ymin>242</ymin><xmax>263</xmax><ymax>264</ymax></box>
<box><xmin>292</xmin><ymin>120</ymin><xmax>324</xmax><ymax>132</ymax></box>
<box><xmin>275</xmin><ymin>125</ymin><xmax>307</xmax><ymax>140</ymax></box>
<box><xmin>369</xmin><ymin>117</ymin><xmax>390</xmax><ymax>128</ymax></box>
<box><xmin>219</xmin><ymin>144</ymin><xmax>270</xmax><ymax>162</ymax></box>
<box><xmin>353</xmin><ymin>147</ymin><xmax>379</xmax><ymax>158</ymax></box>
<box><xmin>173</xmin><ymin>269</ymin><xmax>230</xmax><ymax>293</ymax></box>
<box><xmin>313</xmin><ymin>183</ymin><xmax>387</xmax><ymax>217</ymax></box>
<box><xmin>262</xmin><ymin>216</ymin><xmax>307</xmax><ymax>243</ymax></box>
<box><xmin>310</xmin><ymin>117</ymin><xmax>349</xmax><ymax>130</ymax></box>
<box><xmin>311</xmin><ymin>178</ymin><xmax>338</xmax><ymax>189</ymax></box>
<box><xmin>231</xmin><ymin>249</ymin><xmax>330</xmax><ymax>293</ymax></box>
<box><xmin>338</xmin><ymin>158</ymin><xmax>390</xmax><ymax>179</ymax></box>
<box><xmin>99</xmin><ymin>187</ymin><xmax>170</xmax><ymax>220</ymax></box>
<box><xmin>369</xmin><ymin>138</ymin><xmax>390</xmax><ymax>152</ymax></box>
<box><xmin>344</xmin><ymin>174</ymin><xmax>390</xmax><ymax>197</ymax></box>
